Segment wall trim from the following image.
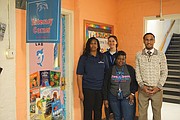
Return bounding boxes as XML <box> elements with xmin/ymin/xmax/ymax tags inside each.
<box><xmin>61</xmin><ymin>8</ymin><xmax>74</xmax><ymax>120</ymax></box>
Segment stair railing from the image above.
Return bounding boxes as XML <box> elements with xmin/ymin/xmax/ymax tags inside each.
<box><xmin>160</xmin><ymin>20</ymin><xmax>176</xmax><ymax>51</ymax></box>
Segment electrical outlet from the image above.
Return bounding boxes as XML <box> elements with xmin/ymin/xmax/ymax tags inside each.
<box><xmin>6</xmin><ymin>49</ymin><xmax>15</xmax><ymax>59</ymax></box>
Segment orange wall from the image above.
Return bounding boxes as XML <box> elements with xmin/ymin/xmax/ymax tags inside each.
<box><xmin>117</xmin><ymin>0</ymin><xmax>180</xmax><ymax>67</ymax></box>
<box><xmin>16</xmin><ymin>9</ymin><xmax>27</xmax><ymax>120</ymax></box>
<box><xmin>73</xmin><ymin>0</ymin><xmax>119</xmax><ymax>119</ymax></box>
<box><xmin>61</xmin><ymin>0</ymin><xmax>74</xmax><ymax>11</ymax></box>
<box><xmin>116</xmin><ymin>1</ymin><xmax>180</xmax><ymax>114</ymax></box>
<box><xmin>16</xmin><ymin>0</ymin><xmax>180</xmax><ymax>120</ymax></box>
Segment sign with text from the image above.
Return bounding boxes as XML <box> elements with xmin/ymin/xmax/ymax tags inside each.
<box><xmin>27</xmin><ymin>0</ymin><xmax>61</xmax><ymax>43</ymax></box>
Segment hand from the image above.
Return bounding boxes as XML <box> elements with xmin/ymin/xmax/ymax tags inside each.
<box><xmin>79</xmin><ymin>92</ymin><xmax>84</xmax><ymax>101</ymax></box>
<box><xmin>149</xmin><ymin>87</ymin><xmax>160</xmax><ymax>95</ymax></box>
<box><xmin>142</xmin><ymin>85</ymin><xmax>153</xmax><ymax>95</ymax></box>
<box><xmin>103</xmin><ymin>100</ymin><xmax>109</xmax><ymax>108</ymax></box>
<box><xmin>127</xmin><ymin>94</ymin><xmax>134</xmax><ymax>105</ymax></box>
<box><xmin>142</xmin><ymin>86</ymin><xmax>160</xmax><ymax>95</ymax></box>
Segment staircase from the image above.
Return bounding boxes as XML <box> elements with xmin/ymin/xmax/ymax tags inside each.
<box><xmin>163</xmin><ymin>33</ymin><xmax>180</xmax><ymax>104</ymax></box>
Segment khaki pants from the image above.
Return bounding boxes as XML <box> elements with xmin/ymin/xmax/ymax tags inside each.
<box><xmin>138</xmin><ymin>89</ymin><xmax>163</xmax><ymax>120</ymax></box>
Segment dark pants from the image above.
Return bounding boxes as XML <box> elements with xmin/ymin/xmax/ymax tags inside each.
<box><xmin>105</xmin><ymin>104</ymin><xmax>113</xmax><ymax>120</ymax></box>
<box><xmin>83</xmin><ymin>88</ymin><xmax>103</xmax><ymax>120</ymax></box>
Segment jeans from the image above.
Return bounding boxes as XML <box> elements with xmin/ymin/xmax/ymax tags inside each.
<box><xmin>108</xmin><ymin>92</ymin><xmax>135</xmax><ymax>120</ymax></box>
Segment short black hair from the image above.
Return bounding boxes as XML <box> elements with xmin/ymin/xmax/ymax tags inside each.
<box><xmin>115</xmin><ymin>50</ymin><xmax>126</xmax><ymax>60</ymax></box>
<box><xmin>143</xmin><ymin>33</ymin><xmax>155</xmax><ymax>40</ymax></box>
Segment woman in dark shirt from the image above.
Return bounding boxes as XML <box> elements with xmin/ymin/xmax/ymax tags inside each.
<box><xmin>76</xmin><ymin>37</ymin><xmax>109</xmax><ymax>120</ymax></box>
<box><xmin>104</xmin><ymin>35</ymin><xmax>118</xmax><ymax>67</ymax></box>
<box><xmin>103</xmin><ymin>35</ymin><xmax>118</xmax><ymax>119</ymax></box>
<box><xmin>103</xmin><ymin>50</ymin><xmax>138</xmax><ymax>120</ymax></box>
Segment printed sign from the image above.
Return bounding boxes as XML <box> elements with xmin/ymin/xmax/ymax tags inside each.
<box><xmin>26</xmin><ymin>0</ymin><xmax>61</xmax><ymax>43</ymax></box>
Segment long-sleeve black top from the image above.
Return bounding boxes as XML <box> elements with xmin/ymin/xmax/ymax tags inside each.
<box><xmin>103</xmin><ymin>64</ymin><xmax>138</xmax><ymax>100</ymax></box>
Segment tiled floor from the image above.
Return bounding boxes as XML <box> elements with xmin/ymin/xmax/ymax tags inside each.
<box><xmin>102</xmin><ymin>102</ymin><xmax>180</xmax><ymax>120</ymax></box>
<box><xmin>148</xmin><ymin>102</ymin><xmax>180</xmax><ymax>120</ymax></box>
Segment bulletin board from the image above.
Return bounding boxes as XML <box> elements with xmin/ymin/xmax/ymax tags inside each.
<box><xmin>84</xmin><ymin>20</ymin><xmax>114</xmax><ymax>52</ymax></box>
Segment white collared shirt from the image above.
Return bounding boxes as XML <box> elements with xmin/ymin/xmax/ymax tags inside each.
<box><xmin>145</xmin><ymin>48</ymin><xmax>154</xmax><ymax>56</ymax></box>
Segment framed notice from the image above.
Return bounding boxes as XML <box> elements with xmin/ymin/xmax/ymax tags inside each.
<box><xmin>84</xmin><ymin>20</ymin><xmax>114</xmax><ymax>52</ymax></box>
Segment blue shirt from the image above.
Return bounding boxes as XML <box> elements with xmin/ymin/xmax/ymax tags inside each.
<box><xmin>76</xmin><ymin>54</ymin><xmax>109</xmax><ymax>90</ymax></box>
<box><xmin>104</xmin><ymin>50</ymin><xmax>117</xmax><ymax>67</ymax></box>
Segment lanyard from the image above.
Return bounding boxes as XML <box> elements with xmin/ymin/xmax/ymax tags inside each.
<box><xmin>115</xmin><ymin>66</ymin><xmax>124</xmax><ymax>89</ymax></box>
<box><xmin>109</xmin><ymin>55</ymin><xmax>115</xmax><ymax>65</ymax></box>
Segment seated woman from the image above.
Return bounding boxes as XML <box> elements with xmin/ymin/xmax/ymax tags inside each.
<box><xmin>103</xmin><ymin>50</ymin><xmax>138</xmax><ymax>120</ymax></box>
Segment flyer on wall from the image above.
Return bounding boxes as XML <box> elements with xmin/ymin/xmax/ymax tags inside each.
<box><xmin>0</xmin><ymin>22</ymin><xmax>6</xmax><ymax>41</ymax></box>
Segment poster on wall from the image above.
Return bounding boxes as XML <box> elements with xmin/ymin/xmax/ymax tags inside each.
<box><xmin>28</xmin><ymin>14</ymin><xmax>66</xmax><ymax>120</ymax></box>
<box><xmin>26</xmin><ymin>0</ymin><xmax>61</xmax><ymax>43</ymax></box>
<box><xmin>84</xmin><ymin>20</ymin><xmax>114</xmax><ymax>53</ymax></box>
<box><xmin>29</xmin><ymin>43</ymin><xmax>66</xmax><ymax>120</ymax></box>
